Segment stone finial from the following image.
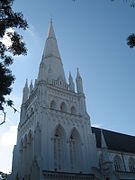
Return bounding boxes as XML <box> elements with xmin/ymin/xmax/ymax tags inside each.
<box><xmin>69</xmin><ymin>72</ymin><xmax>75</xmax><ymax>92</ymax></box>
<box><xmin>76</xmin><ymin>68</ymin><xmax>83</xmax><ymax>93</ymax></box>
<box><xmin>30</xmin><ymin>80</ymin><xmax>33</xmax><ymax>94</ymax></box>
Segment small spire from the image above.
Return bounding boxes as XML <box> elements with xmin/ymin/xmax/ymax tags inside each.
<box><xmin>77</xmin><ymin>68</ymin><xmax>81</xmax><ymax>78</ymax></box>
<box><xmin>69</xmin><ymin>72</ymin><xmax>75</xmax><ymax>92</ymax></box>
<box><xmin>101</xmin><ymin>129</ymin><xmax>107</xmax><ymax>149</ymax></box>
<box><xmin>100</xmin><ymin>129</ymin><xmax>111</xmax><ymax>164</ymax></box>
<box><xmin>69</xmin><ymin>71</ymin><xmax>72</xmax><ymax>80</ymax></box>
<box><xmin>76</xmin><ymin>68</ymin><xmax>83</xmax><ymax>93</ymax></box>
<box><xmin>25</xmin><ymin>79</ymin><xmax>28</xmax><ymax>88</ymax></box>
<box><xmin>34</xmin><ymin>79</ymin><xmax>37</xmax><ymax>88</ymax></box>
<box><xmin>30</xmin><ymin>80</ymin><xmax>33</xmax><ymax>94</ymax></box>
<box><xmin>50</xmin><ymin>17</ymin><xmax>53</xmax><ymax>24</ymax></box>
<box><xmin>22</xmin><ymin>79</ymin><xmax>29</xmax><ymax>103</ymax></box>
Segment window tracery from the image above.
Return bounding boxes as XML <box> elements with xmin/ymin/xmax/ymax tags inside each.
<box><xmin>71</xmin><ymin>106</ymin><xmax>76</xmax><ymax>114</ymax></box>
<box><xmin>60</xmin><ymin>102</ymin><xmax>67</xmax><ymax>112</ymax></box>
<box><xmin>50</xmin><ymin>100</ymin><xmax>56</xmax><ymax>109</ymax></box>
<box><xmin>129</xmin><ymin>157</ymin><xmax>135</xmax><ymax>172</ymax></box>
<box><xmin>114</xmin><ymin>155</ymin><xmax>123</xmax><ymax>171</ymax></box>
<box><xmin>54</xmin><ymin>125</ymin><xmax>66</xmax><ymax>170</ymax></box>
<box><xmin>69</xmin><ymin>128</ymin><xmax>82</xmax><ymax>171</ymax></box>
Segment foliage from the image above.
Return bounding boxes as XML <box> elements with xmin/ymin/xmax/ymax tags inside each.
<box><xmin>111</xmin><ymin>1</ymin><xmax>135</xmax><ymax>48</ymax></box>
<box><xmin>0</xmin><ymin>171</ymin><xmax>7</xmax><ymax>180</ymax></box>
<box><xmin>111</xmin><ymin>0</ymin><xmax>135</xmax><ymax>7</ymax></box>
<box><xmin>127</xmin><ymin>34</ymin><xmax>135</xmax><ymax>48</ymax></box>
<box><xmin>0</xmin><ymin>0</ymin><xmax>28</xmax><ymax>115</ymax></box>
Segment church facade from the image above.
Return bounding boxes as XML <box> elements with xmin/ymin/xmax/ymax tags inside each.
<box><xmin>9</xmin><ymin>20</ymin><xmax>135</xmax><ymax>180</ymax></box>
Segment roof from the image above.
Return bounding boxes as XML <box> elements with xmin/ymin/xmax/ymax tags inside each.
<box><xmin>91</xmin><ymin>127</ymin><xmax>135</xmax><ymax>154</ymax></box>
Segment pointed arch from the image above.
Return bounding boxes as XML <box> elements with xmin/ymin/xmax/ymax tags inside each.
<box><xmin>71</xmin><ymin>106</ymin><xmax>76</xmax><ymax>114</ymax></box>
<box><xmin>34</xmin><ymin>122</ymin><xmax>41</xmax><ymax>159</ymax></box>
<box><xmin>19</xmin><ymin>138</ymin><xmax>24</xmax><ymax>175</ymax></box>
<box><xmin>54</xmin><ymin>124</ymin><xmax>66</xmax><ymax>137</ymax></box>
<box><xmin>28</xmin><ymin>129</ymin><xmax>33</xmax><ymax>144</ymax></box>
<box><xmin>15</xmin><ymin>172</ymin><xmax>19</xmax><ymax>180</ymax></box>
<box><xmin>69</xmin><ymin>127</ymin><xmax>82</xmax><ymax>143</ymax></box>
<box><xmin>50</xmin><ymin>100</ymin><xmax>56</xmax><ymax>109</ymax></box>
<box><xmin>31</xmin><ymin>158</ymin><xmax>40</xmax><ymax>180</ymax></box>
<box><xmin>19</xmin><ymin>139</ymin><xmax>23</xmax><ymax>151</ymax></box>
<box><xmin>129</xmin><ymin>157</ymin><xmax>135</xmax><ymax>172</ymax></box>
<box><xmin>24</xmin><ymin>134</ymin><xmax>27</xmax><ymax>148</ymax></box>
<box><xmin>60</xmin><ymin>102</ymin><xmax>67</xmax><ymax>112</ymax></box>
<box><xmin>69</xmin><ymin>127</ymin><xmax>82</xmax><ymax>171</ymax></box>
<box><xmin>114</xmin><ymin>155</ymin><xmax>123</xmax><ymax>172</ymax></box>
<box><xmin>53</xmin><ymin>124</ymin><xmax>66</xmax><ymax>171</ymax></box>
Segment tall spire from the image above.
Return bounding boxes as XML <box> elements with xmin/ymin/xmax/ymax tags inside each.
<box><xmin>43</xmin><ymin>19</ymin><xmax>61</xmax><ymax>59</ymax></box>
<box><xmin>39</xmin><ymin>19</ymin><xmax>66</xmax><ymax>83</ymax></box>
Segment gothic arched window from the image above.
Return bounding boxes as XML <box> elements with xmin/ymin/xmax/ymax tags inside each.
<box><xmin>34</xmin><ymin>123</ymin><xmax>41</xmax><ymax>158</ymax></box>
<box><xmin>16</xmin><ymin>172</ymin><xmax>19</xmax><ymax>180</ymax></box>
<box><xmin>129</xmin><ymin>157</ymin><xmax>135</xmax><ymax>172</ymax></box>
<box><xmin>114</xmin><ymin>155</ymin><xmax>123</xmax><ymax>172</ymax></box>
<box><xmin>50</xmin><ymin>100</ymin><xmax>56</xmax><ymax>109</ymax></box>
<box><xmin>71</xmin><ymin>106</ymin><xmax>76</xmax><ymax>114</ymax></box>
<box><xmin>54</xmin><ymin>125</ymin><xmax>66</xmax><ymax>171</ymax></box>
<box><xmin>27</xmin><ymin>130</ymin><xmax>33</xmax><ymax>166</ymax></box>
<box><xmin>60</xmin><ymin>102</ymin><xmax>67</xmax><ymax>112</ymax></box>
<box><xmin>19</xmin><ymin>139</ymin><xmax>23</xmax><ymax>152</ymax></box>
<box><xmin>28</xmin><ymin>130</ymin><xmax>32</xmax><ymax>144</ymax></box>
<box><xmin>99</xmin><ymin>153</ymin><xmax>103</xmax><ymax>168</ymax></box>
<box><xmin>69</xmin><ymin>128</ymin><xmax>82</xmax><ymax>171</ymax></box>
<box><xmin>24</xmin><ymin>134</ymin><xmax>27</xmax><ymax>148</ymax></box>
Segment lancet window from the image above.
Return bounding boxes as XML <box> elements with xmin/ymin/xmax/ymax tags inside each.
<box><xmin>69</xmin><ymin>128</ymin><xmax>82</xmax><ymax>171</ymax></box>
<box><xmin>54</xmin><ymin>125</ymin><xmax>66</xmax><ymax>171</ymax></box>
<box><xmin>50</xmin><ymin>100</ymin><xmax>56</xmax><ymax>109</ymax></box>
<box><xmin>114</xmin><ymin>155</ymin><xmax>123</xmax><ymax>171</ymax></box>
<box><xmin>71</xmin><ymin>106</ymin><xmax>76</xmax><ymax>114</ymax></box>
<box><xmin>129</xmin><ymin>157</ymin><xmax>135</xmax><ymax>172</ymax></box>
<box><xmin>60</xmin><ymin>102</ymin><xmax>67</xmax><ymax>112</ymax></box>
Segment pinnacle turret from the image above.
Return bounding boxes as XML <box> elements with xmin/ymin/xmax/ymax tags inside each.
<box><xmin>76</xmin><ymin>68</ymin><xmax>84</xmax><ymax>94</ymax></box>
<box><xmin>101</xmin><ymin>129</ymin><xmax>107</xmax><ymax>149</ymax></box>
<box><xmin>101</xmin><ymin>129</ymin><xmax>110</xmax><ymax>163</ymax></box>
<box><xmin>22</xmin><ymin>79</ymin><xmax>29</xmax><ymax>104</ymax></box>
<box><xmin>30</xmin><ymin>80</ymin><xmax>33</xmax><ymax>94</ymax></box>
<box><xmin>69</xmin><ymin>72</ymin><xmax>75</xmax><ymax>92</ymax></box>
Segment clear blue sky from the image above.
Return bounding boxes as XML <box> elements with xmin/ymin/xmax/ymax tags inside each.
<box><xmin>0</xmin><ymin>0</ymin><xmax>135</xmax><ymax>173</ymax></box>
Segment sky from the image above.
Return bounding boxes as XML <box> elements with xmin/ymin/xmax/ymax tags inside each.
<box><xmin>0</xmin><ymin>0</ymin><xmax>135</xmax><ymax>174</ymax></box>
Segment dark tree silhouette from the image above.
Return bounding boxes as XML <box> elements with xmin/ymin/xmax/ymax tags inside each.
<box><xmin>0</xmin><ymin>171</ymin><xmax>7</xmax><ymax>180</ymax></box>
<box><xmin>0</xmin><ymin>0</ymin><xmax>28</xmax><ymax>120</ymax></box>
<box><xmin>127</xmin><ymin>34</ymin><xmax>135</xmax><ymax>48</ymax></box>
<box><xmin>111</xmin><ymin>0</ymin><xmax>135</xmax><ymax>48</ymax></box>
<box><xmin>111</xmin><ymin>0</ymin><xmax>135</xmax><ymax>7</ymax></box>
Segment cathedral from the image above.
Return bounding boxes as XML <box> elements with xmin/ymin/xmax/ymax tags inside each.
<box><xmin>9</xmin><ymin>20</ymin><xmax>135</xmax><ymax>180</ymax></box>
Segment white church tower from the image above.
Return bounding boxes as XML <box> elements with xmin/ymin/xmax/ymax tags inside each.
<box><xmin>10</xmin><ymin>20</ymin><xmax>98</xmax><ymax>180</ymax></box>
